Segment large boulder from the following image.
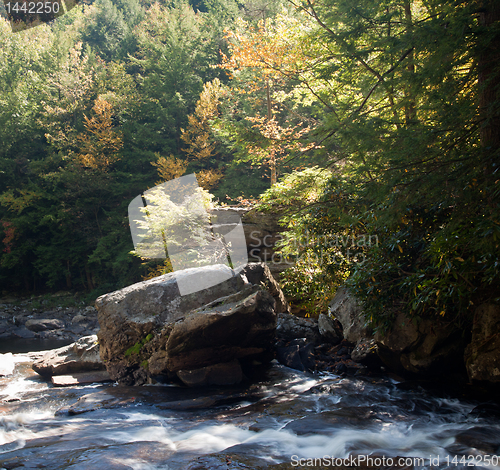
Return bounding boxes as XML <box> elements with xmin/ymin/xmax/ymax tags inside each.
<box><xmin>465</xmin><ymin>303</ymin><xmax>500</xmax><ymax>383</ymax></box>
<box><xmin>328</xmin><ymin>286</ymin><xmax>464</xmax><ymax>375</ymax></box>
<box><xmin>96</xmin><ymin>264</ymin><xmax>280</xmax><ymax>386</ymax></box>
<box><xmin>318</xmin><ymin>313</ymin><xmax>343</xmax><ymax>345</ymax></box>
<box><xmin>276</xmin><ymin>313</ymin><xmax>322</xmax><ymax>344</ymax></box>
<box><xmin>328</xmin><ymin>287</ymin><xmax>371</xmax><ymax>344</ymax></box>
<box><xmin>32</xmin><ymin>335</ymin><xmax>104</xmax><ymax>377</ymax></box>
<box><xmin>240</xmin><ymin>262</ymin><xmax>290</xmax><ymax>313</ymax></box>
<box><xmin>375</xmin><ymin>313</ymin><xmax>464</xmax><ymax>375</ymax></box>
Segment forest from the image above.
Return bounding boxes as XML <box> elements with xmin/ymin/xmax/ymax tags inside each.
<box><xmin>0</xmin><ymin>0</ymin><xmax>499</xmax><ymax>331</ymax></box>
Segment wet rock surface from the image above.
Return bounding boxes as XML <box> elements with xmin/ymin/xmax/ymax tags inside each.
<box><xmin>275</xmin><ymin>337</ymin><xmax>368</xmax><ymax>376</ymax></box>
<box><xmin>453</xmin><ymin>426</ymin><xmax>500</xmax><ymax>454</ymax></box>
<box><xmin>51</xmin><ymin>370</ymin><xmax>111</xmax><ymax>387</ymax></box>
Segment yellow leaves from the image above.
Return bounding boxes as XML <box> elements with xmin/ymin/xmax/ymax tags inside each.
<box><xmin>221</xmin><ymin>14</ymin><xmax>314</xmax><ymax>86</ymax></box>
<box><xmin>397</xmin><ymin>244</ymin><xmax>403</xmax><ymax>253</ymax></box>
<box><xmin>152</xmin><ymin>154</ymin><xmax>188</xmax><ymax>183</ymax></box>
<box><xmin>0</xmin><ymin>189</ymin><xmax>43</xmax><ymax>214</ymax></box>
<box><xmin>181</xmin><ymin>79</ymin><xmax>223</xmax><ymax>162</ymax></box>
<box><xmin>439</xmin><ymin>310</ymin><xmax>446</xmax><ymax>317</ymax></box>
<box><xmin>455</xmin><ymin>257</ymin><xmax>465</xmax><ymax>262</ymax></box>
<box><xmin>196</xmin><ymin>169</ymin><xmax>224</xmax><ymax>191</ymax></box>
<box><xmin>76</xmin><ymin>97</ymin><xmax>123</xmax><ymax>171</ymax></box>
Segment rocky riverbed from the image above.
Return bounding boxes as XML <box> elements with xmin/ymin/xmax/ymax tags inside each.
<box><xmin>0</xmin><ymin>294</ymin><xmax>99</xmax><ymax>349</ymax></box>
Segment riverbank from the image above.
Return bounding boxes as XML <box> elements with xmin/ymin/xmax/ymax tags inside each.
<box><xmin>0</xmin><ymin>293</ymin><xmax>98</xmax><ymax>349</ymax></box>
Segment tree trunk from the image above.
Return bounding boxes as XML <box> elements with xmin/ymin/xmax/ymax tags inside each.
<box><xmin>478</xmin><ymin>1</ymin><xmax>500</xmax><ymax>153</ymax></box>
<box><xmin>404</xmin><ymin>0</ymin><xmax>416</xmax><ymax>124</ymax></box>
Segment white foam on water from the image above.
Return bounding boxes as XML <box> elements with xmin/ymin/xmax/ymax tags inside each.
<box><xmin>101</xmin><ymin>412</ymin><xmax>500</xmax><ymax>467</ymax></box>
<box><xmin>0</xmin><ymin>410</ymin><xmax>53</xmax><ymax>448</ymax></box>
<box><xmin>289</xmin><ymin>378</ymin><xmax>319</xmax><ymax>394</ymax></box>
<box><xmin>0</xmin><ymin>354</ymin><xmax>15</xmax><ymax>377</ymax></box>
<box><xmin>110</xmin><ymin>458</ymin><xmax>170</xmax><ymax>470</ymax></box>
<box><xmin>0</xmin><ymin>353</ymin><xmax>49</xmax><ymax>402</ymax></box>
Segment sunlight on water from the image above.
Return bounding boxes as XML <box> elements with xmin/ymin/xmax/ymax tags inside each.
<box><xmin>110</xmin><ymin>459</ymin><xmax>170</xmax><ymax>470</ymax></box>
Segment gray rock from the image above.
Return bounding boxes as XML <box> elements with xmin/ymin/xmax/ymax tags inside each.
<box><xmin>318</xmin><ymin>313</ymin><xmax>342</xmax><ymax>344</ymax></box>
<box><xmin>25</xmin><ymin>318</ymin><xmax>65</xmax><ymax>332</ymax></box>
<box><xmin>375</xmin><ymin>313</ymin><xmax>463</xmax><ymax>375</ymax></box>
<box><xmin>97</xmin><ymin>265</ymin><xmax>280</xmax><ymax>386</ymax></box>
<box><xmin>329</xmin><ymin>287</ymin><xmax>463</xmax><ymax>376</ymax></box>
<box><xmin>13</xmin><ymin>326</ymin><xmax>36</xmax><ymax>338</ymax></box>
<box><xmin>351</xmin><ymin>339</ymin><xmax>380</xmax><ymax>367</ymax></box>
<box><xmin>239</xmin><ymin>262</ymin><xmax>290</xmax><ymax>313</ymax></box>
<box><xmin>166</xmin><ymin>286</ymin><xmax>275</xmax><ymax>367</ymax></box>
<box><xmin>465</xmin><ymin>303</ymin><xmax>500</xmax><ymax>383</ymax></box>
<box><xmin>276</xmin><ymin>313</ymin><xmax>322</xmax><ymax>344</ymax></box>
<box><xmin>32</xmin><ymin>335</ymin><xmax>104</xmax><ymax>377</ymax></box>
<box><xmin>51</xmin><ymin>371</ymin><xmax>112</xmax><ymax>387</ymax></box>
<box><xmin>328</xmin><ymin>287</ymin><xmax>371</xmax><ymax>344</ymax></box>
<box><xmin>275</xmin><ymin>338</ymin><xmax>316</xmax><ymax>372</ymax></box>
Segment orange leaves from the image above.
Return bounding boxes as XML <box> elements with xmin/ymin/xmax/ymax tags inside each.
<box><xmin>151</xmin><ymin>154</ymin><xmax>188</xmax><ymax>184</ymax></box>
<box><xmin>244</xmin><ymin>116</ymin><xmax>317</xmax><ymax>162</ymax></box>
<box><xmin>196</xmin><ymin>169</ymin><xmax>224</xmax><ymax>191</ymax></box>
<box><xmin>76</xmin><ymin>97</ymin><xmax>123</xmax><ymax>171</ymax></box>
<box><xmin>181</xmin><ymin>78</ymin><xmax>224</xmax><ymax>163</ymax></box>
<box><xmin>1</xmin><ymin>221</ymin><xmax>16</xmax><ymax>253</ymax></box>
<box><xmin>220</xmin><ymin>16</ymin><xmax>312</xmax><ymax>88</ymax></box>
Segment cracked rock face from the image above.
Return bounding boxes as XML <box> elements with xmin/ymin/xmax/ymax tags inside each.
<box><xmin>32</xmin><ymin>335</ymin><xmax>104</xmax><ymax>377</ymax></box>
<box><xmin>96</xmin><ymin>263</ymin><xmax>281</xmax><ymax>386</ymax></box>
<box><xmin>465</xmin><ymin>303</ymin><xmax>500</xmax><ymax>383</ymax></box>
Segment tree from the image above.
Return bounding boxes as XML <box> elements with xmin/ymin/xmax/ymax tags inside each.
<box><xmin>77</xmin><ymin>97</ymin><xmax>123</xmax><ymax>171</ymax></box>
<box><xmin>278</xmin><ymin>0</ymin><xmax>500</xmax><ymax>325</ymax></box>
<box><xmin>180</xmin><ymin>78</ymin><xmax>225</xmax><ymax>190</ymax></box>
<box><xmin>220</xmin><ymin>13</ymin><xmax>319</xmax><ymax>184</ymax></box>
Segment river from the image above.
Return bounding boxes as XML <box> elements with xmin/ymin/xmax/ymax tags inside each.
<box><xmin>1</xmin><ymin>348</ymin><xmax>500</xmax><ymax>469</ymax></box>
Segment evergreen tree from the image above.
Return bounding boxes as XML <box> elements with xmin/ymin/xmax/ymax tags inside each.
<box><xmin>282</xmin><ymin>0</ymin><xmax>500</xmax><ymax>325</ymax></box>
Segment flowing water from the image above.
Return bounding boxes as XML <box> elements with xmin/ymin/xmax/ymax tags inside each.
<box><xmin>1</xmin><ymin>349</ymin><xmax>500</xmax><ymax>469</ymax></box>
